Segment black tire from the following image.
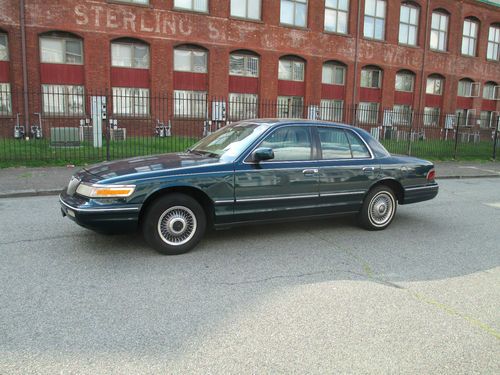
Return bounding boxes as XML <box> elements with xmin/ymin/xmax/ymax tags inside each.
<box><xmin>142</xmin><ymin>193</ymin><xmax>206</xmax><ymax>255</ymax></box>
<box><xmin>358</xmin><ymin>185</ymin><xmax>397</xmax><ymax>231</ymax></box>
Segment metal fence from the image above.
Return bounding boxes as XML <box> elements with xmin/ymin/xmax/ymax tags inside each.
<box><xmin>0</xmin><ymin>89</ymin><xmax>499</xmax><ymax>165</ymax></box>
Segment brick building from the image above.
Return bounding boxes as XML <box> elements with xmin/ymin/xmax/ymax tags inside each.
<box><xmin>0</xmin><ymin>0</ymin><xmax>499</xmax><ymax>134</ymax></box>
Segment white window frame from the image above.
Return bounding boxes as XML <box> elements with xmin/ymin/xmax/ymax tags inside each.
<box><xmin>480</xmin><ymin>110</ymin><xmax>493</xmax><ymax>129</ymax></box>
<box><xmin>229</xmin><ymin>53</ymin><xmax>259</xmax><ymax>77</ymax></box>
<box><xmin>395</xmin><ymin>71</ymin><xmax>415</xmax><ymax>92</ymax></box>
<box><xmin>426</xmin><ymin>76</ymin><xmax>443</xmax><ymax>95</ymax></box>
<box><xmin>324</xmin><ymin>0</ymin><xmax>349</xmax><ymax>34</ymax></box>
<box><xmin>40</xmin><ymin>35</ymin><xmax>83</xmax><ymax>65</ymax></box>
<box><xmin>423</xmin><ymin>107</ymin><xmax>440</xmax><ymax>127</ymax></box>
<box><xmin>360</xmin><ymin>68</ymin><xmax>382</xmax><ymax>88</ymax></box>
<box><xmin>430</xmin><ymin>12</ymin><xmax>448</xmax><ymax>51</ymax></box>
<box><xmin>111</xmin><ymin>42</ymin><xmax>150</xmax><ymax>69</ymax></box>
<box><xmin>230</xmin><ymin>0</ymin><xmax>261</xmax><ymax>20</ymax></box>
<box><xmin>358</xmin><ymin>102</ymin><xmax>379</xmax><ymax>124</ymax></box>
<box><xmin>228</xmin><ymin>93</ymin><xmax>258</xmax><ymax>120</ymax></box>
<box><xmin>322</xmin><ymin>62</ymin><xmax>346</xmax><ymax>85</ymax></box>
<box><xmin>112</xmin><ymin>87</ymin><xmax>150</xmax><ymax>117</ymax></box>
<box><xmin>392</xmin><ymin>104</ymin><xmax>412</xmax><ymax>126</ymax></box>
<box><xmin>461</xmin><ymin>19</ymin><xmax>478</xmax><ymax>57</ymax></box>
<box><xmin>458</xmin><ymin>80</ymin><xmax>480</xmax><ymax>98</ymax></box>
<box><xmin>0</xmin><ymin>83</ymin><xmax>12</xmax><ymax>115</ymax></box>
<box><xmin>455</xmin><ymin>108</ymin><xmax>475</xmax><ymax>127</ymax></box>
<box><xmin>364</xmin><ymin>0</ymin><xmax>386</xmax><ymax>41</ymax></box>
<box><xmin>174</xmin><ymin>47</ymin><xmax>208</xmax><ymax>73</ymax></box>
<box><xmin>487</xmin><ymin>26</ymin><xmax>500</xmax><ymax>61</ymax></box>
<box><xmin>320</xmin><ymin>99</ymin><xmax>344</xmax><ymax>122</ymax></box>
<box><xmin>0</xmin><ymin>33</ymin><xmax>8</xmax><ymax>61</ymax></box>
<box><xmin>173</xmin><ymin>90</ymin><xmax>207</xmax><ymax>118</ymax></box>
<box><xmin>280</xmin><ymin>0</ymin><xmax>308</xmax><ymax>28</ymax></box>
<box><xmin>277</xmin><ymin>96</ymin><xmax>304</xmax><ymax>118</ymax></box>
<box><xmin>482</xmin><ymin>83</ymin><xmax>497</xmax><ymax>100</ymax></box>
<box><xmin>399</xmin><ymin>3</ymin><xmax>419</xmax><ymax>46</ymax></box>
<box><xmin>113</xmin><ymin>0</ymin><xmax>149</xmax><ymax>5</ymax></box>
<box><xmin>278</xmin><ymin>58</ymin><xmax>305</xmax><ymax>81</ymax></box>
<box><xmin>174</xmin><ymin>0</ymin><xmax>208</xmax><ymax>13</ymax></box>
<box><xmin>42</xmin><ymin>84</ymin><xmax>85</xmax><ymax>116</ymax></box>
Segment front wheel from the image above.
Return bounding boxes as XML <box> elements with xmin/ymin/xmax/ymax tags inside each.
<box><xmin>142</xmin><ymin>194</ymin><xmax>206</xmax><ymax>255</ymax></box>
<box><xmin>358</xmin><ymin>185</ymin><xmax>397</xmax><ymax>230</ymax></box>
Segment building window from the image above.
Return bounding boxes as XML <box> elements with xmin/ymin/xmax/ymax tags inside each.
<box><xmin>113</xmin><ymin>0</ymin><xmax>149</xmax><ymax>4</ymax></box>
<box><xmin>280</xmin><ymin>0</ymin><xmax>308</xmax><ymax>28</ymax></box>
<box><xmin>111</xmin><ymin>41</ymin><xmax>149</xmax><ymax>69</ymax></box>
<box><xmin>395</xmin><ymin>71</ymin><xmax>414</xmax><ymax>92</ymax></box>
<box><xmin>231</xmin><ymin>0</ymin><xmax>260</xmax><ymax>20</ymax></box>
<box><xmin>228</xmin><ymin>93</ymin><xmax>258</xmax><ymax>120</ymax></box>
<box><xmin>360</xmin><ymin>67</ymin><xmax>382</xmax><ymax>88</ymax></box>
<box><xmin>112</xmin><ymin>87</ymin><xmax>150</xmax><ymax>116</ymax></box>
<box><xmin>40</xmin><ymin>34</ymin><xmax>83</xmax><ymax>64</ymax></box>
<box><xmin>277</xmin><ymin>96</ymin><xmax>304</xmax><ymax>118</ymax></box>
<box><xmin>173</xmin><ymin>90</ymin><xmax>207</xmax><ymax>118</ymax></box>
<box><xmin>392</xmin><ymin>104</ymin><xmax>412</xmax><ymax>126</ymax></box>
<box><xmin>426</xmin><ymin>75</ymin><xmax>443</xmax><ymax>95</ymax></box>
<box><xmin>364</xmin><ymin>0</ymin><xmax>386</xmax><ymax>40</ymax></box>
<box><xmin>322</xmin><ymin>62</ymin><xmax>345</xmax><ymax>85</ymax></box>
<box><xmin>457</xmin><ymin>79</ymin><xmax>479</xmax><ymax>97</ymax></box>
<box><xmin>0</xmin><ymin>34</ymin><xmax>8</xmax><ymax>61</ymax></box>
<box><xmin>423</xmin><ymin>107</ymin><xmax>440</xmax><ymax>127</ymax></box>
<box><xmin>320</xmin><ymin>99</ymin><xmax>343</xmax><ymax>121</ymax></box>
<box><xmin>229</xmin><ymin>53</ymin><xmax>259</xmax><ymax>77</ymax></box>
<box><xmin>399</xmin><ymin>3</ymin><xmax>419</xmax><ymax>46</ymax></box>
<box><xmin>0</xmin><ymin>83</ymin><xmax>12</xmax><ymax>115</ymax></box>
<box><xmin>174</xmin><ymin>0</ymin><xmax>208</xmax><ymax>12</ymax></box>
<box><xmin>455</xmin><ymin>109</ymin><xmax>474</xmax><ymax>127</ymax></box>
<box><xmin>430</xmin><ymin>12</ymin><xmax>448</xmax><ymax>51</ymax></box>
<box><xmin>324</xmin><ymin>0</ymin><xmax>349</xmax><ymax>34</ymax></box>
<box><xmin>358</xmin><ymin>102</ymin><xmax>379</xmax><ymax>124</ymax></box>
<box><xmin>487</xmin><ymin>25</ymin><xmax>500</xmax><ymax>61</ymax></box>
<box><xmin>483</xmin><ymin>82</ymin><xmax>498</xmax><ymax>100</ymax></box>
<box><xmin>42</xmin><ymin>85</ymin><xmax>85</xmax><ymax>115</ymax></box>
<box><xmin>462</xmin><ymin>19</ymin><xmax>478</xmax><ymax>56</ymax></box>
<box><xmin>480</xmin><ymin>111</ymin><xmax>493</xmax><ymax>129</ymax></box>
<box><xmin>174</xmin><ymin>47</ymin><xmax>208</xmax><ymax>73</ymax></box>
<box><xmin>278</xmin><ymin>58</ymin><xmax>305</xmax><ymax>81</ymax></box>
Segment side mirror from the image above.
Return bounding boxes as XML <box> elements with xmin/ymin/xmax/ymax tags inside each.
<box><xmin>252</xmin><ymin>147</ymin><xmax>274</xmax><ymax>162</ymax></box>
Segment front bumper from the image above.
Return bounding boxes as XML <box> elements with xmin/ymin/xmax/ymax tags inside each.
<box><xmin>402</xmin><ymin>183</ymin><xmax>439</xmax><ymax>204</ymax></box>
<box><xmin>60</xmin><ymin>190</ymin><xmax>141</xmax><ymax>232</ymax></box>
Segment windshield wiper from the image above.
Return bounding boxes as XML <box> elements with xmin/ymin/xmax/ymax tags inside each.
<box><xmin>187</xmin><ymin>149</ymin><xmax>219</xmax><ymax>158</ymax></box>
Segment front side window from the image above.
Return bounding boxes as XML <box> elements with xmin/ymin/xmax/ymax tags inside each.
<box><xmin>174</xmin><ymin>47</ymin><xmax>208</xmax><ymax>73</ymax></box>
<box><xmin>322</xmin><ymin>62</ymin><xmax>345</xmax><ymax>85</ymax></box>
<box><xmin>280</xmin><ymin>0</ymin><xmax>308</xmax><ymax>28</ymax></box>
<box><xmin>0</xmin><ymin>83</ymin><xmax>12</xmax><ymax>115</ymax></box>
<box><xmin>229</xmin><ymin>53</ymin><xmax>259</xmax><ymax>77</ymax></box>
<box><xmin>112</xmin><ymin>87</ymin><xmax>149</xmax><ymax>116</ymax></box>
<box><xmin>42</xmin><ymin>84</ymin><xmax>85</xmax><ymax>115</ymax></box>
<box><xmin>324</xmin><ymin>0</ymin><xmax>349</xmax><ymax>34</ymax></box>
<box><xmin>277</xmin><ymin>96</ymin><xmax>304</xmax><ymax>118</ymax></box>
<box><xmin>173</xmin><ymin>90</ymin><xmax>207</xmax><ymax>118</ymax></box>
<box><xmin>260</xmin><ymin>126</ymin><xmax>312</xmax><ymax>161</ymax></box>
<box><xmin>392</xmin><ymin>104</ymin><xmax>412</xmax><ymax>125</ymax></box>
<box><xmin>111</xmin><ymin>42</ymin><xmax>149</xmax><ymax>68</ymax></box>
<box><xmin>399</xmin><ymin>3</ymin><xmax>419</xmax><ymax>46</ymax></box>
<box><xmin>360</xmin><ymin>68</ymin><xmax>382</xmax><ymax>88</ymax></box>
<box><xmin>426</xmin><ymin>76</ymin><xmax>443</xmax><ymax>95</ymax></box>
<box><xmin>358</xmin><ymin>102</ymin><xmax>379</xmax><ymax>124</ymax></box>
<box><xmin>430</xmin><ymin>12</ymin><xmax>448</xmax><ymax>51</ymax></box>
<box><xmin>40</xmin><ymin>35</ymin><xmax>83</xmax><ymax>64</ymax></box>
<box><xmin>0</xmin><ymin>34</ymin><xmax>8</xmax><ymax>61</ymax></box>
<box><xmin>229</xmin><ymin>93</ymin><xmax>258</xmax><ymax>120</ymax></box>
<box><xmin>483</xmin><ymin>83</ymin><xmax>498</xmax><ymax>100</ymax></box>
<box><xmin>174</xmin><ymin>0</ymin><xmax>208</xmax><ymax>12</ymax></box>
<box><xmin>462</xmin><ymin>19</ymin><xmax>478</xmax><ymax>56</ymax></box>
<box><xmin>423</xmin><ymin>107</ymin><xmax>440</xmax><ymax>127</ymax></box>
<box><xmin>364</xmin><ymin>0</ymin><xmax>386</xmax><ymax>40</ymax></box>
<box><xmin>487</xmin><ymin>26</ymin><xmax>500</xmax><ymax>61</ymax></box>
<box><xmin>395</xmin><ymin>71</ymin><xmax>414</xmax><ymax>92</ymax></box>
<box><xmin>320</xmin><ymin>99</ymin><xmax>343</xmax><ymax>122</ymax></box>
<box><xmin>231</xmin><ymin>0</ymin><xmax>260</xmax><ymax>20</ymax></box>
<box><xmin>278</xmin><ymin>58</ymin><xmax>305</xmax><ymax>81</ymax></box>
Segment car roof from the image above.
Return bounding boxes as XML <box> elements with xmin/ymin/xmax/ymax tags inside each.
<box><xmin>246</xmin><ymin>118</ymin><xmax>356</xmax><ymax>130</ymax></box>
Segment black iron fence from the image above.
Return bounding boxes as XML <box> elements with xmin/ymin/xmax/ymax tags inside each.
<box><xmin>0</xmin><ymin>88</ymin><xmax>499</xmax><ymax>165</ymax></box>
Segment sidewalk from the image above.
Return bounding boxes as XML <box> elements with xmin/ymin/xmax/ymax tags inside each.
<box><xmin>0</xmin><ymin>161</ymin><xmax>499</xmax><ymax>198</ymax></box>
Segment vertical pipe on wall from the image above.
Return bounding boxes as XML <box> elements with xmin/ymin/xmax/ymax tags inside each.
<box><xmin>417</xmin><ymin>0</ymin><xmax>431</xmax><ymax>114</ymax></box>
<box><xmin>20</xmin><ymin>0</ymin><xmax>29</xmax><ymax>128</ymax></box>
<box><xmin>352</xmin><ymin>0</ymin><xmax>362</xmax><ymax>109</ymax></box>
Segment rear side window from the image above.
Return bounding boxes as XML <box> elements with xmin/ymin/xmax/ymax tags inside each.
<box><xmin>318</xmin><ymin>128</ymin><xmax>351</xmax><ymax>159</ymax></box>
<box><xmin>346</xmin><ymin>130</ymin><xmax>371</xmax><ymax>158</ymax></box>
<box><xmin>260</xmin><ymin>126</ymin><xmax>313</xmax><ymax>161</ymax></box>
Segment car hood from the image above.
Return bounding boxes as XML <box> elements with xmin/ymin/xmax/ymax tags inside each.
<box><xmin>83</xmin><ymin>152</ymin><xmax>220</xmax><ymax>180</ymax></box>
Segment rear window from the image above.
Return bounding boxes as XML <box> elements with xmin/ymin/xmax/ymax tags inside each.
<box><xmin>345</xmin><ymin>130</ymin><xmax>371</xmax><ymax>158</ymax></box>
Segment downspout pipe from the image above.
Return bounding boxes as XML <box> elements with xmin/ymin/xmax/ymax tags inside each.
<box><xmin>352</xmin><ymin>0</ymin><xmax>362</xmax><ymax>124</ymax></box>
<box><xmin>20</xmin><ymin>0</ymin><xmax>29</xmax><ymax>129</ymax></box>
<box><xmin>417</xmin><ymin>0</ymin><xmax>431</xmax><ymax>115</ymax></box>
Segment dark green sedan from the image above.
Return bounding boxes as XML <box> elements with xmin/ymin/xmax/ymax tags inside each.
<box><xmin>60</xmin><ymin>120</ymin><xmax>438</xmax><ymax>255</ymax></box>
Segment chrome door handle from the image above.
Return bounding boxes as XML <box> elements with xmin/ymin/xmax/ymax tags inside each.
<box><xmin>302</xmin><ymin>169</ymin><xmax>319</xmax><ymax>175</ymax></box>
<box><xmin>363</xmin><ymin>167</ymin><xmax>375</xmax><ymax>172</ymax></box>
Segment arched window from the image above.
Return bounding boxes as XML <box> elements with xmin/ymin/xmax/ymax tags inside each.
<box><xmin>483</xmin><ymin>82</ymin><xmax>498</xmax><ymax>100</ymax></box>
<box><xmin>229</xmin><ymin>51</ymin><xmax>259</xmax><ymax>77</ymax></box>
<box><xmin>430</xmin><ymin>10</ymin><xmax>449</xmax><ymax>51</ymax></box>
<box><xmin>39</xmin><ymin>31</ymin><xmax>83</xmax><ymax>64</ymax></box>
<box><xmin>174</xmin><ymin>45</ymin><xmax>208</xmax><ymax>73</ymax></box>
<box><xmin>426</xmin><ymin>74</ymin><xmax>444</xmax><ymax>95</ymax></box>
<box><xmin>399</xmin><ymin>2</ymin><xmax>419</xmax><ymax>46</ymax></box>
<box><xmin>0</xmin><ymin>32</ymin><xmax>8</xmax><ymax>61</ymax></box>
<box><xmin>278</xmin><ymin>56</ymin><xmax>305</xmax><ymax>81</ymax></box>
<box><xmin>364</xmin><ymin>0</ymin><xmax>386</xmax><ymax>41</ymax></box>
<box><xmin>458</xmin><ymin>78</ymin><xmax>479</xmax><ymax>97</ymax></box>
<box><xmin>487</xmin><ymin>24</ymin><xmax>500</xmax><ymax>61</ymax></box>
<box><xmin>462</xmin><ymin>17</ymin><xmax>479</xmax><ymax>56</ymax></box>
<box><xmin>395</xmin><ymin>70</ymin><xmax>415</xmax><ymax>92</ymax></box>
<box><xmin>111</xmin><ymin>38</ymin><xmax>149</xmax><ymax>69</ymax></box>
<box><xmin>360</xmin><ymin>66</ymin><xmax>382</xmax><ymax>88</ymax></box>
<box><xmin>322</xmin><ymin>61</ymin><xmax>346</xmax><ymax>85</ymax></box>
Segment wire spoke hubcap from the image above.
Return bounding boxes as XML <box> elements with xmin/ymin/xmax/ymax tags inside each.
<box><xmin>369</xmin><ymin>192</ymin><xmax>394</xmax><ymax>226</ymax></box>
<box><xmin>157</xmin><ymin>206</ymin><xmax>197</xmax><ymax>246</ymax></box>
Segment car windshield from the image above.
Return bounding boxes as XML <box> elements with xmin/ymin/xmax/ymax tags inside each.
<box><xmin>188</xmin><ymin>121</ymin><xmax>270</xmax><ymax>162</ymax></box>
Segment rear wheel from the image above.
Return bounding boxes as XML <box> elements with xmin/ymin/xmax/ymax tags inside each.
<box><xmin>358</xmin><ymin>185</ymin><xmax>397</xmax><ymax>230</ymax></box>
<box><xmin>142</xmin><ymin>193</ymin><xmax>206</xmax><ymax>255</ymax></box>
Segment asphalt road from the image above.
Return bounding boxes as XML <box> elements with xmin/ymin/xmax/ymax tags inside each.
<box><xmin>0</xmin><ymin>179</ymin><xmax>499</xmax><ymax>374</ymax></box>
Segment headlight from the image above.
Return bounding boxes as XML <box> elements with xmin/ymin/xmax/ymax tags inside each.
<box><xmin>76</xmin><ymin>183</ymin><xmax>136</xmax><ymax>198</ymax></box>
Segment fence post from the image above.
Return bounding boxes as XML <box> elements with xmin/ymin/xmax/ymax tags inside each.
<box><xmin>493</xmin><ymin>116</ymin><xmax>499</xmax><ymax>160</ymax></box>
<box><xmin>407</xmin><ymin>110</ymin><xmax>414</xmax><ymax>156</ymax></box>
<box><xmin>104</xmin><ymin>91</ymin><xmax>110</xmax><ymax>161</ymax></box>
<box><xmin>453</xmin><ymin>112</ymin><xmax>461</xmax><ymax>160</ymax></box>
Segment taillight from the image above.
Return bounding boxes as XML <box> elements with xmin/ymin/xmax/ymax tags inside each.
<box><xmin>427</xmin><ymin>169</ymin><xmax>436</xmax><ymax>182</ymax></box>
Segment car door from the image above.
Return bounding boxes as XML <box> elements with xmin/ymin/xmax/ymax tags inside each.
<box><xmin>233</xmin><ymin>125</ymin><xmax>320</xmax><ymax>223</ymax></box>
<box><xmin>315</xmin><ymin>126</ymin><xmax>380</xmax><ymax>214</ymax></box>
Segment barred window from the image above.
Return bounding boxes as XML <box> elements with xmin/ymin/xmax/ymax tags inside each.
<box><xmin>111</xmin><ymin>41</ymin><xmax>149</xmax><ymax>69</ymax></box>
<box><xmin>480</xmin><ymin>111</ymin><xmax>493</xmax><ymax>129</ymax></box>
<box><xmin>173</xmin><ymin>90</ymin><xmax>207</xmax><ymax>118</ymax></box>
<box><xmin>430</xmin><ymin>12</ymin><xmax>448</xmax><ymax>51</ymax></box>
<box><xmin>229</xmin><ymin>53</ymin><xmax>259</xmax><ymax>77</ymax></box>
<box><xmin>278</xmin><ymin>58</ymin><xmax>305</xmax><ymax>81</ymax></box>
<box><xmin>280</xmin><ymin>0</ymin><xmax>308</xmax><ymax>28</ymax></box>
<box><xmin>40</xmin><ymin>34</ymin><xmax>83</xmax><ymax>64</ymax></box>
<box><xmin>462</xmin><ymin>19</ymin><xmax>478</xmax><ymax>57</ymax></box>
<box><xmin>174</xmin><ymin>0</ymin><xmax>208</xmax><ymax>12</ymax></box>
<box><xmin>360</xmin><ymin>67</ymin><xmax>382</xmax><ymax>88</ymax></box>
<box><xmin>395</xmin><ymin>71</ymin><xmax>414</xmax><ymax>92</ymax></box>
<box><xmin>229</xmin><ymin>93</ymin><xmax>258</xmax><ymax>120</ymax></box>
<box><xmin>112</xmin><ymin>87</ymin><xmax>150</xmax><ymax>116</ymax></box>
<box><xmin>455</xmin><ymin>109</ymin><xmax>474</xmax><ymax>127</ymax></box>
<box><xmin>487</xmin><ymin>26</ymin><xmax>500</xmax><ymax>61</ymax></box>
<box><xmin>392</xmin><ymin>104</ymin><xmax>412</xmax><ymax>126</ymax></box>
<box><xmin>0</xmin><ymin>34</ymin><xmax>8</xmax><ymax>61</ymax></box>
<box><xmin>358</xmin><ymin>102</ymin><xmax>379</xmax><ymax>124</ymax></box>
<box><xmin>231</xmin><ymin>0</ymin><xmax>261</xmax><ymax>20</ymax></box>
<box><xmin>277</xmin><ymin>96</ymin><xmax>304</xmax><ymax>118</ymax></box>
<box><xmin>423</xmin><ymin>107</ymin><xmax>440</xmax><ymax>127</ymax></box>
<box><xmin>42</xmin><ymin>85</ymin><xmax>85</xmax><ymax>115</ymax></box>
<box><xmin>324</xmin><ymin>0</ymin><xmax>349</xmax><ymax>34</ymax></box>
<box><xmin>0</xmin><ymin>83</ymin><xmax>12</xmax><ymax>115</ymax></box>
<box><xmin>320</xmin><ymin>99</ymin><xmax>343</xmax><ymax>122</ymax></box>
<box><xmin>322</xmin><ymin>62</ymin><xmax>345</xmax><ymax>85</ymax></box>
<box><xmin>174</xmin><ymin>47</ymin><xmax>208</xmax><ymax>73</ymax></box>
<box><xmin>426</xmin><ymin>75</ymin><xmax>443</xmax><ymax>95</ymax></box>
<box><xmin>364</xmin><ymin>0</ymin><xmax>386</xmax><ymax>40</ymax></box>
<box><xmin>399</xmin><ymin>3</ymin><xmax>419</xmax><ymax>46</ymax></box>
